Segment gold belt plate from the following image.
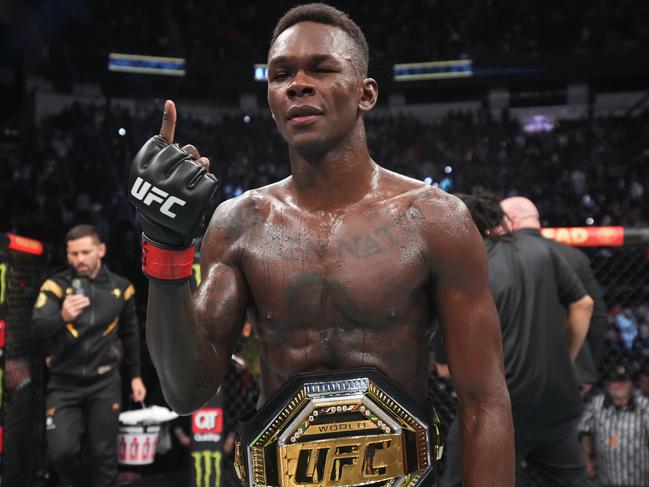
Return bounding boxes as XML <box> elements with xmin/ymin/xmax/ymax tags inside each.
<box><xmin>235</xmin><ymin>370</ymin><xmax>442</xmax><ymax>487</ymax></box>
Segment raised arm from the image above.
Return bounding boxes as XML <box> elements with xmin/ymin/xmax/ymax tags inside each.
<box><xmin>129</xmin><ymin>100</ymin><xmax>244</xmax><ymax>414</ymax></box>
<box><xmin>423</xmin><ymin>193</ymin><xmax>514</xmax><ymax>487</ymax></box>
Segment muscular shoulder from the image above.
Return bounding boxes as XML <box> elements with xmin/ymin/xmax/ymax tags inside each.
<box><xmin>401</xmin><ymin>186</ymin><xmax>484</xmax><ymax>280</ymax></box>
<box><xmin>405</xmin><ymin>185</ymin><xmax>474</xmax><ymax>237</ymax></box>
<box><xmin>201</xmin><ymin>180</ymin><xmax>286</xmax><ymax>263</ymax></box>
<box><xmin>206</xmin><ymin>183</ymin><xmax>281</xmax><ymax>240</ymax></box>
<box><xmin>376</xmin><ymin>168</ymin><xmax>469</xmax><ymax>223</ymax></box>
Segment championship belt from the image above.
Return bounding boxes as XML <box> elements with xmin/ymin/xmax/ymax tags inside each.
<box><xmin>234</xmin><ymin>368</ymin><xmax>443</xmax><ymax>487</ymax></box>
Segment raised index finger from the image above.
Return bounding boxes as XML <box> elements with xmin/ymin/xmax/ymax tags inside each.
<box><xmin>159</xmin><ymin>99</ymin><xmax>177</xmax><ymax>144</ymax></box>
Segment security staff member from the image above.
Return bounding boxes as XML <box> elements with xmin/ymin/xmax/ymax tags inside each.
<box><xmin>439</xmin><ymin>193</ymin><xmax>597</xmax><ymax>487</ymax></box>
<box><xmin>501</xmin><ymin>196</ymin><xmax>608</xmax><ymax>390</ymax></box>
<box><xmin>32</xmin><ymin>224</ymin><xmax>146</xmax><ymax>487</ymax></box>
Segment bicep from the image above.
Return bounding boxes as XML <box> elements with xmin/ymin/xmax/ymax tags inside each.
<box><xmin>194</xmin><ymin>261</ymin><xmax>249</xmax><ymax>341</ymax></box>
<box><xmin>193</xmin><ymin>214</ymin><xmax>251</xmax><ymax>355</ymax></box>
<box><xmin>437</xmin><ymin>271</ymin><xmax>505</xmax><ymax>406</ymax></box>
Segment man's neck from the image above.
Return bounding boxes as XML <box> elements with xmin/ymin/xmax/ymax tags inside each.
<box><xmin>611</xmin><ymin>392</ymin><xmax>632</xmax><ymax>406</ymax></box>
<box><xmin>288</xmin><ymin>139</ymin><xmax>377</xmax><ymax>212</ymax></box>
<box><xmin>89</xmin><ymin>263</ymin><xmax>102</xmax><ymax>280</ymax></box>
<box><xmin>515</xmin><ymin>221</ymin><xmax>541</xmax><ymax>232</ymax></box>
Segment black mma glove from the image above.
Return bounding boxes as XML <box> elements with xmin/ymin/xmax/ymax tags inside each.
<box><xmin>129</xmin><ymin>135</ymin><xmax>218</xmax><ymax>281</ymax></box>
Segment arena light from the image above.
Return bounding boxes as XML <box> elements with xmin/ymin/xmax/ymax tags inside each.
<box><xmin>254</xmin><ymin>64</ymin><xmax>268</xmax><ymax>81</ymax></box>
<box><xmin>108</xmin><ymin>53</ymin><xmax>186</xmax><ymax>77</ymax></box>
<box><xmin>393</xmin><ymin>59</ymin><xmax>473</xmax><ymax>81</ymax></box>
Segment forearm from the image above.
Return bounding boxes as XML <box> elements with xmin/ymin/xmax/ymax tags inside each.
<box><xmin>460</xmin><ymin>396</ymin><xmax>515</xmax><ymax>487</ymax></box>
<box><xmin>146</xmin><ymin>282</ymin><xmax>223</xmax><ymax>414</ymax></box>
<box><xmin>566</xmin><ymin>296</ymin><xmax>593</xmax><ymax>362</ymax></box>
<box><xmin>587</xmin><ymin>310</ymin><xmax>608</xmax><ymax>367</ymax></box>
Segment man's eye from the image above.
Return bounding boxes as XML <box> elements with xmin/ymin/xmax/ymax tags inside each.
<box><xmin>271</xmin><ymin>72</ymin><xmax>289</xmax><ymax>81</ymax></box>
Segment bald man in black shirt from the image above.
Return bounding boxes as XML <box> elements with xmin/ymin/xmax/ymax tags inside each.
<box><xmin>439</xmin><ymin>193</ymin><xmax>597</xmax><ymax>487</ymax></box>
<box><xmin>501</xmin><ymin>196</ymin><xmax>608</xmax><ymax>390</ymax></box>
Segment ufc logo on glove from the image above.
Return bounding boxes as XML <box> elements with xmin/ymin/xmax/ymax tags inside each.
<box><xmin>130</xmin><ymin>177</ymin><xmax>186</xmax><ymax>219</ymax></box>
<box><xmin>128</xmin><ymin>133</ymin><xmax>218</xmax><ymax>282</ymax></box>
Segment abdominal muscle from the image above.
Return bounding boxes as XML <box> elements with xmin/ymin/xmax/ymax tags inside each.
<box><xmin>254</xmin><ymin>318</ymin><xmax>432</xmax><ymax>406</ymax></box>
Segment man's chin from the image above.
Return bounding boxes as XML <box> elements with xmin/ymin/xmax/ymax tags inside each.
<box><xmin>290</xmin><ymin>136</ymin><xmax>330</xmax><ymax>158</ymax></box>
<box><xmin>75</xmin><ymin>268</ymin><xmax>90</xmax><ymax>276</ymax></box>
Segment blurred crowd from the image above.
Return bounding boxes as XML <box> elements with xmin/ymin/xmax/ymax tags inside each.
<box><xmin>3</xmin><ymin>102</ymin><xmax>647</xmax><ymax>248</ymax></box>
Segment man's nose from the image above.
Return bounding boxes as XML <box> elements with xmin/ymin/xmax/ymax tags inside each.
<box><xmin>287</xmin><ymin>71</ymin><xmax>315</xmax><ymax>97</ymax></box>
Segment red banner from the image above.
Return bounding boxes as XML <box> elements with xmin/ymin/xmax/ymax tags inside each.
<box><xmin>6</xmin><ymin>234</ymin><xmax>44</xmax><ymax>256</ymax></box>
<box><xmin>541</xmin><ymin>226</ymin><xmax>625</xmax><ymax>247</ymax></box>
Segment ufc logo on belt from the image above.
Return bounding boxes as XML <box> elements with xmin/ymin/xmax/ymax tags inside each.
<box><xmin>130</xmin><ymin>177</ymin><xmax>186</xmax><ymax>218</ymax></box>
<box><xmin>282</xmin><ymin>435</ymin><xmax>404</xmax><ymax>487</ymax></box>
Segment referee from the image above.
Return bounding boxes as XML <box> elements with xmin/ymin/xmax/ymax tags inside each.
<box><xmin>579</xmin><ymin>364</ymin><xmax>649</xmax><ymax>486</ymax></box>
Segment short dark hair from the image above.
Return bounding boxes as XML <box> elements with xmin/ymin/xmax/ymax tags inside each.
<box><xmin>65</xmin><ymin>224</ymin><xmax>101</xmax><ymax>244</ymax></box>
<box><xmin>270</xmin><ymin>3</ymin><xmax>369</xmax><ymax>76</ymax></box>
<box><xmin>455</xmin><ymin>192</ymin><xmax>507</xmax><ymax>239</ymax></box>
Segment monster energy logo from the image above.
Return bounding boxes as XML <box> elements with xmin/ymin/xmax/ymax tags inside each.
<box><xmin>0</xmin><ymin>262</ymin><xmax>7</xmax><ymax>304</ymax></box>
<box><xmin>192</xmin><ymin>263</ymin><xmax>202</xmax><ymax>286</ymax></box>
<box><xmin>192</xmin><ymin>450</ymin><xmax>222</xmax><ymax>487</ymax></box>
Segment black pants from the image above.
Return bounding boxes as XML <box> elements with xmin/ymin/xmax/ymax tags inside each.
<box><xmin>46</xmin><ymin>372</ymin><xmax>121</xmax><ymax>487</ymax></box>
<box><xmin>438</xmin><ymin>416</ymin><xmax>600</xmax><ymax>487</ymax></box>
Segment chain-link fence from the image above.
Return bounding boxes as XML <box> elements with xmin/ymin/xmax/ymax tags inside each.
<box><xmin>0</xmin><ymin>235</ymin><xmax>48</xmax><ymax>487</ymax></box>
<box><xmin>521</xmin><ymin>245</ymin><xmax>649</xmax><ymax>485</ymax></box>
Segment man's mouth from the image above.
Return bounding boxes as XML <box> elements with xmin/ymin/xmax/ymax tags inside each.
<box><xmin>286</xmin><ymin>105</ymin><xmax>323</xmax><ymax>125</ymax></box>
<box><xmin>288</xmin><ymin>115</ymin><xmax>320</xmax><ymax>126</ymax></box>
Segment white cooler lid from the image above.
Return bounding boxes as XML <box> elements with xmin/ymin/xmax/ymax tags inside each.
<box><xmin>119</xmin><ymin>405</ymin><xmax>179</xmax><ymax>425</ymax></box>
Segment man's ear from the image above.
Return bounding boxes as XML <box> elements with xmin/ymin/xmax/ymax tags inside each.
<box><xmin>98</xmin><ymin>243</ymin><xmax>106</xmax><ymax>259</ymax></box>
<box><xmin>502</xmin><ymin>214</ymin><xmax>516</xmax><ymax>233</ymax></box>
<box><xmin>359</xmin><ymin>78</ymin><xmax>379</xmax><ymax>113</ymax></box>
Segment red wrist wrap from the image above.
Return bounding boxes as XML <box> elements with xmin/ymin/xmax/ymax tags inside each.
<box><xmin>142</xmin><ymin>239</ymin><xmax>194</xmax><ymax>281</ymax></box>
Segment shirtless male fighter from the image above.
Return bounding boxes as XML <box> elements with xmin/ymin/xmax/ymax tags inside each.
<box><xmin>129</xmin><ymin>4</ymin><xmax>513</xmax><ymax>486</ymax></box>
